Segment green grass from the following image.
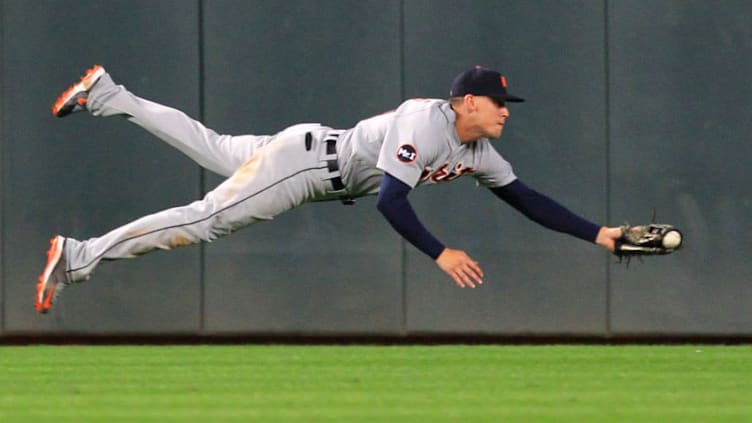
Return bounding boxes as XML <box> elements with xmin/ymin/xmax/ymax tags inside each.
<box><xmin>1</xmin><ymin>345</ymin><xmax>750</xmax><ymax>422</ymax></box>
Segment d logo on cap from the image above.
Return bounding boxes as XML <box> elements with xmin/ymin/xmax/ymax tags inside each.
<box><xmin>449</xmin><ymin>66</ymin><xmax>524</xmax><ymax>103</ymax></box>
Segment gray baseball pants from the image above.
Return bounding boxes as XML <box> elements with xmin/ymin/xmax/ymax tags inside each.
<box><xmin>63</xmin><ymin>72</ymin><xmax>344</xmax><ymax>283</ymax></box>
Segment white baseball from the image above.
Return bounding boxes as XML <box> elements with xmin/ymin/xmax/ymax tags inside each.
<box><xmin>662</xmin><ymin>230</ymin><xmax>682</xmax><ymax>249</ymax></box>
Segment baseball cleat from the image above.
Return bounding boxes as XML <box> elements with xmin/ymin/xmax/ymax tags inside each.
<box><xmin>51</xmin><ymin>64</ymin><xmax>105</xmax><ymax>118</ymax></box>
<box><xmin>35</xmin><ymin>236</ymin><xmax>69</xmax><ymax>314</ymax></box>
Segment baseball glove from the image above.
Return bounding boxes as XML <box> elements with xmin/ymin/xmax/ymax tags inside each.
<box><xmin>614</xmin><ymin>223</ymin><xmax>683</xmax><ymax>258</ymax></box>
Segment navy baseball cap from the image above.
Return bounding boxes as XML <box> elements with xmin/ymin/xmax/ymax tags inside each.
<box><xmin>449</xmin><ymin>66</ymin><xmax>524</xmax><ymax>103</ymax></box>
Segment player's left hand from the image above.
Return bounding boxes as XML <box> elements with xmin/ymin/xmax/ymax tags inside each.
<box><xmin>435</xmin><ymin>248</ymin><xmax>484</xmax><ymax>288</ymax></box>
<box><xmin>595</xmin><ymin>226</ymin><xmax>622</xmax><ymax>252</ymax></box>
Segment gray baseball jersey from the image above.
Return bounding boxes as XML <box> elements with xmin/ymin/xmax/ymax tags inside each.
<box><xmin>62</xmin><ymin>72</ymin><xmax>516</xmax><ymax>283</ymax></box>
<box><xmin>339</xmin><ymin>98</ymin><xmax>516</xmax><ymax>195</ymax></box>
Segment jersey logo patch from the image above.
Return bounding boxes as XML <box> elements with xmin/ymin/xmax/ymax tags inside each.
<box><xmin>396</xmin><ymin>144</ymin><xmax>418</xmax><ymax>163</ymax></box>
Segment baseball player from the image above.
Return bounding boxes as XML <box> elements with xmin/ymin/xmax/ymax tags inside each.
<box><xmin>36</xmin><ymin>64</ymin><xmax>623</xmax><ymax>313</ymax></box>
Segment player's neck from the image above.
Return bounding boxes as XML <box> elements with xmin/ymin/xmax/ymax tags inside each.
<box><xmin>451</xmin><ymin>104</ymin><xmax>483</xmax><ymax>143</ymax></box>
<box><xmin>454</xmin><ymin>119</ymin><xmax>482</xmax><ymax>143</ymax></box>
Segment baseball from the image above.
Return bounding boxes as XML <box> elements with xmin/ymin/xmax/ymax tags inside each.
<box><xmin>662</xmin><ymin>230</ymin><xmax>682</xmax><ymax>249</ymax></box>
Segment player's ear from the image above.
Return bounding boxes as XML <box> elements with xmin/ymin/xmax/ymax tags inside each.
<box><xmin>464</xmin><ymin>94</ymin><xmax>477</xmax><ymax>112</ymax></box>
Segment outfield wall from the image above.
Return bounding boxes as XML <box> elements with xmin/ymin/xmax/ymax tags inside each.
<box><xmin>1</xmin><ymin>0</ymin><xmax>751</xmax><ymax>337</ymax></box>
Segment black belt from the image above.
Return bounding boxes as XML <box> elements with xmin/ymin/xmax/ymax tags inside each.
<box><xmin>310</xmin><ymin>131</ymin><xmax>354</xmax><ymax>205</ymax></box>
<box><xmin>325</xmin><ymin>139</ymin><xmax>346</xmax><ymax>191</ymax></box>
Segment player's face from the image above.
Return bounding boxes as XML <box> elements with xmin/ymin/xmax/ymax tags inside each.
<box><xmin>474</xmin><ymin>96</ymin><xmax>510</xmax><ymax>139</ymax></box>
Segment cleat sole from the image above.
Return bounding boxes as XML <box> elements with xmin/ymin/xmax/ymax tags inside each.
<box><xmin>35</xmin><ymin>236</ymin><xmax>64</xmax><ymax>313</ymax></box>
<box><xmin>51</xmin><ymin>65</ymin><xmax>105</xmax><ymax>117</ymax></box>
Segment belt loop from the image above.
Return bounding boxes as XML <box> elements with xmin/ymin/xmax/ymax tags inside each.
<box><xmin>321</xmin><ymin>132</ymin><xmax>340</xmax><ymax>162</ymax></box>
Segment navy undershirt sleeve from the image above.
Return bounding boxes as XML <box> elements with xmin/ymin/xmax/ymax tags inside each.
<box><xmin>491</xmin><ymin>179</ymin><xmax>601</xmax><ymax>243</ymax></box>
<box><xmin>376</xmin><ymin>173</ymin><xmax>445</xmax><ymax>260</ymax></box>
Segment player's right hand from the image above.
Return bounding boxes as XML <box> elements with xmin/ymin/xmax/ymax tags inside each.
<box><xmin>435</xmin><ymin>248</ymin><xmax>484</xmax><ymax>288</ymax></box>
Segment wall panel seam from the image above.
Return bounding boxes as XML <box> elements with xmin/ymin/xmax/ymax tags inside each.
<box><xmin>399</xmin><ymin>0</ymin><xmax>407</xmax><ymax>336</ymax></box>
<box><xmin>0</xmin><ymin>0</ymin><xmax>6</xmax><ymax>333</ymax></box>
<box><xmin>604</xmin><ymin>0</ymin><xmax>612</xmax><ymax>335</ymax></box>
<box><xmin>198</xmin><ymin>0</ymin><xmax>207</xmax><ymax>333</ymax></box>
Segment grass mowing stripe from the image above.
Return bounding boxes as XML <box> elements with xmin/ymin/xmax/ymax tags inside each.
<box><xmin>1</xmin><ymin>345</ymin><xmax>750</xmax><ymax>422</ymax></box>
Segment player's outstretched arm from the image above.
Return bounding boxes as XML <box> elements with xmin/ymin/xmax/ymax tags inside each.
<box><xmin>377</xmin><ymin>173</ymin><xmax>484</xmax><ymax>288</ymax></box>
<box><xmin>490</xmin><ymin>179</ymin><xmax>603</xmax><ymax>245</ymax></box>
<box><xmin>491</xmin><ymin>180</ymin><xmax>624</xmax><ymax>253</ymax></box>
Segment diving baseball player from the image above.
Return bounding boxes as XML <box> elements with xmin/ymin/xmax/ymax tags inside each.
<box><xmin>36</xmin><ymin>65</ymin><xmax>623</xmax><ymax>313</ymax></box>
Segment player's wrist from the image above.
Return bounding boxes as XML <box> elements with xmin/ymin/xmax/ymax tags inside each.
<box><xmin>595</xmin><ymin>227</ymin><xmax>619</xmax><ymax>252</ymax></box>
<box><xmin>433</xmin><ymin>247</ymin><xmax>448</xmax><ymax>261</ymax></box>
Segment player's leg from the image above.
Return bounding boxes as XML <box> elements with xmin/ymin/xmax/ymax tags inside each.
<box><xmin>36</xmin><ymin>130</ymin><xmax>334</xmax><ymax>312</ymax></box>
<box><xmin>66</xmin><ymin>135</ymin><xmax>327</xmax><ymax>281</ymax></box>
<box><xmin>53</xmin><ymin>65</ymin><xmax>266</xmax><ymax>177</ymax></box>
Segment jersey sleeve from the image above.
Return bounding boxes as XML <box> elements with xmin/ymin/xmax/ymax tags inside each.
<box><xmin>472</xmin><ymin>141</ymin><xmax>517</xmax><ymax>188</ymax></box>
<box><xmin>376</xmin><ymin>103</ymin><xmax>443</xmax><ymax>188</ymax></box>
<box><xmin>490</xmin><ymin>179</ymin><xmax>601</xmax><ymax>242</ymax></box>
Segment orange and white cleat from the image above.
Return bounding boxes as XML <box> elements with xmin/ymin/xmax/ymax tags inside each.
<box><xmin>51</xmin><ymin>65</ymin><xmax>105</xmax><ymax>118</ymax></box>
<box><xmin>35</xmin><ymin>236</ymin><xmax>69</xmax><ymax>314</ymax></box>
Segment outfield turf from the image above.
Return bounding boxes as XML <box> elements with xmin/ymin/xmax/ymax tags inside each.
<box><xmin>1</xmin><ymin>345</ymin><xmax>750</xmax><ymax>422</ymax></box>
